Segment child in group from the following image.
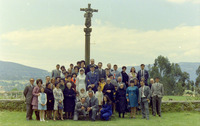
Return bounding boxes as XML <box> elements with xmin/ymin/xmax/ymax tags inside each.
<box><xmin>38</xmin><ymin>87</ymin><xmax>47</xmax><ymax>122</ymax></box>
<box><xmin>76</xmin><ymin>91</ymin><xmax>80</xmax><ymax>102</ymax></box>
<box><xmin>86</xmin><ymin>85</ymin><xmax>94</xmax><ymax>94</ymax></box>
<box><xmin>79</xmin><ymin>88</ymin><xmax>88</xmax><ymax>101</ymax></box>
<box><xmin>71</xmin><ymin>73</ymin><xmax>77</xmax><ymax>84</ymax></box>
<box><xmin>95</xmin><ymin>86</ymin><xmax>103</xmax><ymax>114</ymax></box>
<box><xmin>59</xmin><ymin>79</ymin><xmax>65</xmax><ymax>92</ymax></box>
<box><xmin>99</xmin><ymin>78</ymin><xmax>106</xmax><ymax>91</ymax></box>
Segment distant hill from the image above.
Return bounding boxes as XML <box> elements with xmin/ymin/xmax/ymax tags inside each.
<box><xmin>0</xmin><ymin>61</ymin><xmax>50</xmax><ymax>80</ymax></box>
<box><xmin>125</xmin><ymin>62</ymin><xmax>200</xmax><ymax>82</ymax></box>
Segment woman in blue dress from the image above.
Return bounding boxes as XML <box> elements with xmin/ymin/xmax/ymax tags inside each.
<box><xmin>38</xmin><ymin>87</ymin><xmax>47</xmax><ymax>121</ymax></box>
<box><xmin>100</xmin><ymin>95</ymin><xmax>112</xmax><ymax>121</ymax></box>
<box><xmin>126</xmin><ymin>79</ymin><xmax>139</xmax><ymax>119</ymax></box>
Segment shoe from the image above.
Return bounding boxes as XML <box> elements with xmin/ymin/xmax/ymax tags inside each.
<box><xmin>91</xmin><ymin>118</ymin><xmax>95</xmax><ymax>121</ymax></box>
<box><xmin>142</xmin><ymin>117</ymin><xmax>146</xmax><ymax>119</ymax></box>
<box><xmin>159</xmin><ymin>115</ymin><xmax>162</xmax><ymax>117</ymax></box>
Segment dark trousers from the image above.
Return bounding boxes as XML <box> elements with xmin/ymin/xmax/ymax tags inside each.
<box><xmin>140</xmin><ymin>98</ymin><xmax>149</xmax><ymax>119</ymax></box>
<box><xmin>26</xmin><ymin>104</ymin><xmax>33</xmax><ymax>120</ymax></box>
<box><xmin>89</xmin><ymin>109</ymin><xmax>97</xmax><ymax>120</ymax></box>
<box><xmin>152</xmin><ymin>96</ymin><xmax>162</xmax><ymax>116</ymax></box>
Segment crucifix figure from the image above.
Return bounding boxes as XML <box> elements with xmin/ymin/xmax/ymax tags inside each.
<box><xmin>80</xmin><ymin>4</ymin><xmax>98</xmax><ymax>67</ymax></box>
<box><xmin>80</xmin><ymin>3</ymin><xmax>98</xmax><ymax>28</ymax></box>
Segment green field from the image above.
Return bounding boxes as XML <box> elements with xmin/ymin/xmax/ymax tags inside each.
<box><xmin>162</xmin><ymin>96</ymin><xmax>200</xmax><ymax>101</ymax></box>
<box><xmin>0</xmin><ymin>111</ymin><xmax>199</xmax><ymax>126</ymax></box>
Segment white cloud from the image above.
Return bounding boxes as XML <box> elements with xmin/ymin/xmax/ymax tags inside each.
<box><xmin>167</xmin><ymin>0</ymin><xmax>200</xmax><ymax>4</ymax></box>
<box><xmin>0</xmin><ymin>24</ymin><xmax>200</xmax><ymax>71</ymax></box>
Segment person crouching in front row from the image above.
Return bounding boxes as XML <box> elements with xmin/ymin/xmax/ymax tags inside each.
<box><xmin>100</xmin><ymin>95</ymin><xmax>112</xmax><ymax>121</ymax></box>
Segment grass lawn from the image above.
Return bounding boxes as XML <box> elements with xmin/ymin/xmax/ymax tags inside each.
<box><xmin>0</xmin><ymin>111</ymin><xmax>199</xmax><ymax>126</ymax></box>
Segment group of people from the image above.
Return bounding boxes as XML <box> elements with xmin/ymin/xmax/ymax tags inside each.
<box><xmin>23</xmin><ymin>59</ymin><xmax>164</xmax><ymax>122</ymax></box>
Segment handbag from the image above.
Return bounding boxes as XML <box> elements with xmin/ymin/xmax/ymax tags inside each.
<box><xmin>58</xmin><ymin>103</ymin><xmax>63</xmax><ymax>110</ymax></box>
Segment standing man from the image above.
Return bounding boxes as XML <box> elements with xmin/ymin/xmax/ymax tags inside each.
<box><xmin>106</xmin><ymin>63</ymin><xmax>113</xmax><ymax>73</ymax></box>
<box><xmin>87</xmin><ymin>91</ymin><xmax>99</xmax><ymax>121</ymax></box>
<box><xmin>137</xmin><ymin>64</ymin><xmax>149</xmax><ymax>85</ymax></box>
<box><xmin>111</xmin><ymin>64</ymin><xmax>122</xmax><ymax>81</ymax></box>
<box><xmin>96</xmin><ymin>62</ymin><xmax>106</xmax><ymax>81</ymax></box>
<box><xmin>151</xmin><ymin>77</ymin><xmax>164</xmax><ymax>117</ymax></box>
<box><xmin>103</xmin><ymin>78</ymin><xmax>115</xmax><ymax>103</ymax></box>
<box><xmin>86</xmin><ymin>65</ymin><xmax>99</xmax><ymax>93</ymax></box>
<box><xmin>74</xmin><ymin>97</ymin><xmax>88</xmax><ymax>121</ymax></box>
<box><xmin>52</xmin><ymin>64</ymin><xmax>61</xmax><ymax>78</ymax></box>
<box><xmin>86</xmin><ymin>59</ymin><xmax>98</xmax><ymax>74</ymax></box>
<box><xmin>149</xmin><ymin>78</ymin><xmax>157</xmax><ymax>115</ymax></box>
<box><xmin>138</xmin><ymin>81</ymin><xmax>151</xmax><ymax>120</ymax></box>
<box><xmin>23</xmin><ymin>78</ymin><xmax>35</xmax><ymax>121</ymax></box>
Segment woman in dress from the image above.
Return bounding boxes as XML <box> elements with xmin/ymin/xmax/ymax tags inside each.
<box><xmin>32</xmin><ymin>79</ymin><xmax>42</xmax><ymax>120</ymax></box>
<box><xmin>116</xmin><ymin>84</ymin><xmax>127</xmax><ymax>118</ymax></box>
<box><xmin>53</xmin><ymin>82</ymin><xmax>64</xmax><ymax>121</ymax></box>
<box><xmin>126</xmin><ymin>79</ymin><xmax>139</xmax><ymax>119</ymax></box>
<box><xmin>63</xmin><ymin>82</ymin><xmax>76</xmax><ymax>119</ymax></box>
<box><xmin>38</xmin><ymin>87</ymin><xmax>47</xmax><ymax>121</ymax></box>
<box><xmin>128</xmin><ymin>67</ymin><xmax>137</xmax><ymax>85</ymax></box>
<box><xmin>100</xmin><ymin>95</ymin><xmax>112</xmax><ymax>121</ymax></box>
<box><xmin>76</xmin><ymin>68</ymin><xmax>86</xmax><ymax>93</ymax></box>
<box><xmin>44</xmin><ymin>83</ymin><xmax>54</xmax><ymax>120</ymax></box>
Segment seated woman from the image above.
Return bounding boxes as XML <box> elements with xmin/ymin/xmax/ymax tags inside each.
<box><xmin>100</xmin><ymin>95</ymin><xmax>112</xmax><ymax>121</ymax></box>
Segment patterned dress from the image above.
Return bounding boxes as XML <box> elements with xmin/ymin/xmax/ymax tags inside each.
<box><xmin>53</xmin><ymin>88</ymin><xmax>64</xmax><ymax>110</ymax></box>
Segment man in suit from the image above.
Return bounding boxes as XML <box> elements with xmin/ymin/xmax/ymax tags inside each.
<box><xmin>117</xmin><ymin>77</ymin><xmax>126</xmax><ymax>89</ymax></box>
<box><xmin>151</xmin><ymin>77</ymin><xmax>164</xmax><ymax>117</ymax></box>
<box><xmin>106</xmin><ymin>63</ymin><xmax>113</xmax><ymax>73</ymax></box>
<box><xmin>96</xmin><ymin>62</ymin><xmax>106</xmax><ymax>81</ymax></box>
<box><xmin>52</xmin><ymin>64</ymin><xmax>61</xmax><ymax>78</ymax></box>
<box><xmin>86</xmin><ymin>65</ymin><xmax>99</xmax><ymax>93</ymax></box>
<box><xmin>23</xmin><ymin>78</ymin><xmax>35</xmax><ymax>121</ymax></box>
<box><xmin>85</xmin><ymin>59</ymin><xmax>98</xmax><ymax>74</ymax></box>
<box><xmin>111</xmin><ymin>64</ymin><xmax>122</xmax><ymax>81</ymax></box>
<box><xmin>87</xmin><ymin>91</ymin><xmax>99</xmax><ymax>121</ymax></box>
<box><xmin>138</xmin><ymin>80</ymin><xmax>151</xmax><ymax>120</ymax></box>
<box><xmin>74</xmin><ymin>97</ymin><xmax>88</xmax><ymax>121</ymax></box>
<box><xmin>137</xmin><ymin>64</ymin><xmax>149</xmax><ymax>85</ymax></box>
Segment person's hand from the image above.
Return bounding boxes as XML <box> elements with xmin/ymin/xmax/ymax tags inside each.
<box><xmin>87</xmin><ymin>107</ymin><xmax>91</xmax><ymax>112</ymax></box>
<box><xmin>91</xmin><ymin>84</ymin><xmax>95</xmax><ymax>88</ymax></box>
<box><xmin>49</xmin><ymin>100</ymin><xmax>51</xmax><ymax>102</ymax></box>
<box><xmin>107</xmin><ymin>90</ymin><xmax>111</xmax><ymax>93</ymax></box>
<box><xmin>100</xmin><ymin>108</ymin><xmax>102</xmax><ymax>111</ymax></box>
<box><xmin>59</xmin><ymin>100</ymin><xmax>62</xmax><ymax>103</ymax></box>
<box><xmin>127</xmin><ymin>99</ymin><xmax>129</xmax><ymax>102</ymax></box>
<box><xmin>126</xmin><ymin>94</ymin><xmax>128</xmax><ymax>96</ymax></box>
<box><xmin>147</xmin><ymin>99</ymin><xmax>150</xmax><ymax>102</ymax></box>
<box><xmin>37</xmin><ymin>94</ymin><xmax>40</xmax><ymax>96</ymax></box>
<box><xmin>81</xmin><ymin>106</ymin><xmax>85</xmax><ymax>110</ymax></box>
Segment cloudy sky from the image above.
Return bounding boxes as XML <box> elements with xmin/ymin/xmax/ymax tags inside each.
<box><xmin>0</xmin><ymin>0</ymin><xmax>200</xmax><ymax>71</ymax></box>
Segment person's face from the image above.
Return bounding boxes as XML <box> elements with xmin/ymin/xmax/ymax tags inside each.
<box><xmin>120</xmin><ymin>84</ymin><xmax>124</xmax><ymax>89</ymax></box>
<box><xmin>41</xmin><ymin>88</ymin><xmax>44</xmax><ymax>93</ymax></box>
<box><xmin>38</xmin><ymin>81</ymin><xmax>42</xmax><ymax>87</ymax></box>
<box><xmin>101</xmin><ymin>79</ymin><xmax>105</xmax><ymax>83</ymax></box>
<box><xmin>46</xmin><ymin>77</ymin><xmax>50</xmax><ymax>82</ymax></box>
<box><xmin>80</xmin><ymin>89</ymin><xmax>85</xmax><ymax>93</ymax></box>
<box><xmin>155</xmin><ymin>78</ymin><xmax>159</xmax><ymax>82</ymax></box>
<box><xmin>30</xmin><ymin>79</ymin><xmax>34</xmax><ymax>84</ymax></box>
<box><xmin>91</xmin><ymin>60</ymin><xmax>94</xmax><ymax>64</ymax></box>
<box><xmin>110</xmin><ymin>76</ymin><xmax>113</xmax><ymax>80</ymax></box>
<box><xmin>114</xmin><ymin>66</ymin><xmax>117</xmax><ymax>70</ymax></box>
<box><xmin>56</xmin><ymin>84</ymin><xmax>60</xmax><ymax>88</ymax></box>
<box><xmin>52</xmin><ymin>79</ymin><xmax>55</xmax><ymax>84</ymax></box>
<box><xmin>56</xmin><ymin>65</ymin><xmax>60</xmax><ymax>70</ymax></box>
<box><xmin>56</xmin><ymin>78</ymin><xmax>60</xmax><ymax>82</ymax></box>
<box><xmin>73</xmin><ymin>75</ymin><xmax>76</xmax><ymax>78</ymax></box>
<box><xmin>61</xmin><ymin>80</ymin><xmax>64</xmax><ymax>85</ymax></box>
<box><xmin>107</xmin><ymin>79</ymin><xmax>111</xmax><ymax>84</ymax></box>
<box><xmin>90</xmin><ymin>67</ymin><xmax>95</xmax><ymax>72</ymax></box>
<box><xmin>81</xmin><ymin>98</ymin><xmax>86</xmax><ymax>103</ymax></box>
<box><xmin>122</xmin><ymin>68</ymin><xmax>126</xmax><ymax>72</ymax></box>
<box><xmin>150</xmin><ymin>80</ymin><xmax>154</xmax><ymax>84</ymax></box>
<box><xmin>80</xmin><ymin>71</ymin><xmax>84</xmax><ymax>75</ymax></box>
<box><xmin>131</xmin><ymin>67</ymin><xmax>135</xmax><ymax>72</ymax></box>
<box><xmin>48</xmin><ymin>84</ymin><xmax>51</xmax><ymax>89</ymax></box>
<box><xmin>67</xmin><ymin>84</ymin><xmax>71</xmax><ymax>89</ymax></box>
<box><xmin>140</xmin><ymin>81</ymin><xmax>144</xmax><ymax>86</ymax></box>
<box><xmin>75</xmin><ymin>68</ymin><xmax>78</xmax><ymax>72</ymax></box>
<box><xmin>107</xmin><ymin>64</ymin><xmax>111</xmax><ymax>69</ymax></box>
<box><xmin>134</xmin><ymin>79</ymin><xmax>138</xmax><ymax>84</ymax></box>
<box><xmin>106</xmin><ymin>70</ymin><xmax>109</xmax><ymax>74</ymax></box>
<box><xmin>68</xmin><ymin>77</ymin><xmax>71</xmax><ymax>81</ymax></box>
<box><xmin>141</xmin><ymin>65</ymin><xmax>145</xmax><ymax>70</ymax></box>
<box><xmin>141</xmin><ymin>78</ymin><xmax>145</xmax><ymax>81</ymax></box>
<box><xmin>130</xmin><ymin>83</ymin><xmax>134</xmax><ymax>86</ymax></box>
<box><xmin>81</xmin><ymin>62</ymin><xmax>85</xmax><ymax>67</ymax></box>
<box><xmin>88</xmin><ymin>92</ymin><xmax>93</xmax><ymax>98</ymax></box>
<box><xmin>118</xmin><ymin>78</ymin><xmax>122</xmax><ymax>82</ymax></box>
<box><xmin>98</xmin><ymin>86</ymin><xmax>101</xmax><ymax>91</ymax></box>
<box><xmin>70</xmin><ymin>65</ymin><xmax>73</xmax><ymax>69</ymax></box>
<box><xmin>103</xmin><ymin>96</ymin><xmax>107</xmax><ymax>102</ymax></box>
<box><xmin>65</xmin><ymin>73</ymin><xmax>68</xmax><ymax>78</ymax></box>
<box><xmin>77</xmin><ymin>63</ymin><xmax>81</xmax><ymax>67</ymax></box>
<box><xmin>98</xmin><ymin>63</ymin><xmax>102</xmax><ymax>68</ymax></box>
<box><xmin>68</xmin><ymin>69</ymin><xmax>72</xmax><ymax>73</ymax></box>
